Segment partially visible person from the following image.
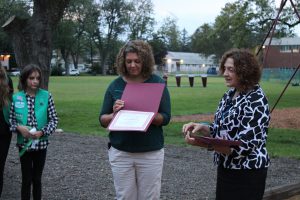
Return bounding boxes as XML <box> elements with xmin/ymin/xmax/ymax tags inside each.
<box><xmin>182</xmin><ymin>48</ymin><xmax>270</xmax><ymax>200</ymax></box>
<box><xmin>0</xmin><ymin>64</ymin><xmax>13</xmax><ymax>198</ymax></box>
<box><xmin>10</xmin><ymin>64</ymin><xmax>58</xmax><ymax>200</ymax></box>
<box><xmin>99</xmin><ymin>40</ymin><xmax>171</xmax><ymax>200</ymax></box>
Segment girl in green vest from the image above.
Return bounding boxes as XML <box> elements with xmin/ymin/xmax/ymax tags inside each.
<box><xmin>9</xmin><ymin>64</ymin><xmax>58</xmax><ymax>200</ymax></box>
<box><xmin>0</xmin><ymin>64</ymin><xmax>13</xmax><ymax>198</ymax></box>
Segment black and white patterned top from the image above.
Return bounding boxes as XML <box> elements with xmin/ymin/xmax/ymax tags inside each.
<box><xmin>209</xmin><ymin>85</ymin><xmax>270</xmax><ymax>169</ymax></box>
<box><xmin>10</xmin><ymin>92</ymin><xmax>58</xmax><ymax>150</ymax></box>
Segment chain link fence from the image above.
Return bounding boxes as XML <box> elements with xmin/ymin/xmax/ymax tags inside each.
<box><xmin>262</xmin><ymin>68</ymin><xmax>300</xmax><ymax>86</ymax></box>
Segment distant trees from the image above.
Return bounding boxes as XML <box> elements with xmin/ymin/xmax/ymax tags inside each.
<box><xmin>190</xmin><ymin>0</ymin><xmax>298</xmax><ymax>60</ymax></box>
<box><xmin>53</xmin><ymin>0</ymin><xmax>98</xmax><ymax>75</ymax></box>
<box><xmin>0</xmin><ymin>0</ymin><xmax>299</xmax><ymax>81</ymax></box>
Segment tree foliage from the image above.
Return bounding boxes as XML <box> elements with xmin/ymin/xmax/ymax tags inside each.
<box><xmin>157</xmin><ymin>16</ymin><xmax>181</xmax><ymax>51</ymax></box>
<box><xmin>127</xmin><ymin>0</ymin><xmax>155</xmax><ymax>40</ymax></box>
<box><xmin>1</xmin><ymin>0</ymin><xmax>300</xmax><ymax>77</ymax></box>
<box><xmin>53</xmin><ymin>0</ymin><xmax>98</xmax><ymax>74</ymax></box>
<box><xmin>93</xmin><ymin>0</ymin><xmax>131</xmax><ymax>75</ymax></box>
<box><xmin>148</xmin><ymin>33</ymin><xmax>168</xmax><ymax>66</ymax></box>
<box><xmin>190</xmin><ymin>0</ymin><xmax>300</xmax><ymax>60</ymax></box>
<box><xmin>1</xmin><ymin>0</ymin><xmax>70</xmax><ymax>88</ymax></box>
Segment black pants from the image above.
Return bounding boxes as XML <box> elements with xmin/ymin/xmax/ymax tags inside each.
<box><xmin>19</xmin><ymin>149</ymin><xmax>47</xmax><ymax>200</ymax></box>
<box><xmin>0</xmin><ymin>132</ymin><xmax>12</xmax><ymax>198</ymax></box>
<box><xmin>216</xmin><ymin>166</ymin><xmax>268</xmax><ymax>200</ymax></box>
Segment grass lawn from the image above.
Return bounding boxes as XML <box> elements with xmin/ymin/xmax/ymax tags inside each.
<box><xmin>10</xmin><ymin>75</ymin><xmax>300</xmax><ymax>159</ymax></box>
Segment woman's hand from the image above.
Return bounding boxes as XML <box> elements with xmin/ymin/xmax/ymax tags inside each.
<box><xmin>182</xmin><ymin>122</ymin><xmax>203</xmax><ymax>136</ymax></box>
<box><xmin>184</xmin><ymin>131</ymin><xmax>197</xmax><ymax>145</ymax></box>
<box><xmin>113</xmin><ymin>99</ymin><xmax>124</xmax><ymax>113</ymax></box>
<box><xmin>182</xmin><ymin>122</ymin><xmax>213</xmax><ymax>149</ymax></box>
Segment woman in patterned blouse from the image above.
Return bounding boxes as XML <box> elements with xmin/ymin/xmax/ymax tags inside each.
<box><xmin>182</xmin><ymin>49</ymin><xmax>270</xmax><ymax>200</ymax></box>
<box><xmin>10</xmin><ymin>64</ymin><xmax>58</xmax><ymax>200</ymax></box>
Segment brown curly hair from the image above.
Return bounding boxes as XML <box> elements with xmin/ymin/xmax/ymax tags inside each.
<box><xmin>219</xmin><ymin>48</ymin><xmax>262</xmax><ymax>92</ymax></box>
<box><xmin>115</xmin><ymin>40</ymin><xmax>155</xmax><ymax>78</ymax></box>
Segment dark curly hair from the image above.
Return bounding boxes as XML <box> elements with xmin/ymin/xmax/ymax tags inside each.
<box><xmin>115</xmin><ymin>40</ymin><xmax>155</xmax><ymax>78</ymax></box>
<box><xmin>18</xmin><ymin>64</ymin><xmax>42</xmax><ymax>91</ymax></box>
<box><xmin>219</xmin><ymin>48</ymin><xmax>262</xmax><ymax>92</ymax></box>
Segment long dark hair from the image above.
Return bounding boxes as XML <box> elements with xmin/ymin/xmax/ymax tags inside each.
<box><xmin>0</xmin><ymin>66</ymin><xmax>11</xmax><ymax>109</ymax></box>
<box><xmin>18</xmin><ymin>64</ymin><xmax>42</xmax><ymax>91</ymax></box>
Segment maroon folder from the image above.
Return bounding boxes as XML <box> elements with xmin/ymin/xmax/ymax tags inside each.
<box><xmin>191</xmin><ymin>134</ymin><xmax>241</xmax><ymax>147</ymax></box>
<box><xmin>121</xmin><ymin>83</ymin><xmax>165</xmax><ymax>112</ymax></box>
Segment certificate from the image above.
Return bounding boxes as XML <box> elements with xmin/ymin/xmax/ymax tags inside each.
<box><xmin>108</xmin><ymin>110</ymin><xmax>155</xmax><ymax>132</ymax></box>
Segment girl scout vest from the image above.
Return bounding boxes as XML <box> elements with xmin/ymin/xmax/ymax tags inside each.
<box><xmin>13</xmin><ymin>89</ymin><xmax>49</xmax><ymax>144</ymax></box>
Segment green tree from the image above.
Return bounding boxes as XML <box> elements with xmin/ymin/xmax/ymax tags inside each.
<box><xmin>190</xmin><ymin>0</ymin><xmax>299</xmax><ymax>60</ymax></box>
<box><xmin>190</xmin><ymin>23</ymin><xmax>215</xmax><ymax>56</ymax></box>
<box><xmin>179</xmin><ymin>28</ymin><xmax>191</xmax><ymax>52</ymax></box>
<box><xmin>53</xmin><ymin>20</ymin><xmax>75</xmax><ymax>74</ymax></box>
<box><xmin>0</xmin><ymin>0</ymin><xmax>30</xmax><ymax>69</ymax></box>
<box><xmin>212</xmin><ymin>1</ymin><xmax>254</xmax><ymax>58</ymax></box>
<box><xmin>248</xmin><ymin>0</ymin><xmax>297</xmax><ymax>39</ymax></box>
<box><xmin>94</xmin><ymin>0</ymin><xmax>130</xmax><ymax>75</ymax></box>
<box><xmin>63</xmin><ymin>0</ymin><xmax>98</xmax><ymax>71</ymax></box>
<box><xmin>157</xmin><ymin>17</ymin><xmax>181</xmax><ymax>51</ymax></box>
<box><xmin>127</xmin><ymin>0</ymin><xmax>155</xmax><ymax>40</ymax></box>
<box><xmin>148</xmin><ymin>34</ymin><xmax>168</xmax><ymax>67</ymax></box>
<box><xmin>2</xmin><ymin>0</ymin><xmax>70</xmax><ymax>88</ymax></box>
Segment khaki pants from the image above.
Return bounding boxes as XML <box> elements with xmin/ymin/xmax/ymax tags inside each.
<box><xmin>108</xmin><ymin>147</ymin><xmax>164</xmax><ymax>200</ymax></box>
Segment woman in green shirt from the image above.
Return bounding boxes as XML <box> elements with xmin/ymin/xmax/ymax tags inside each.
<box><xmin>99</xmin><ymin>40</ymin><xmax>171</xmax><ymax>200</ymax></box>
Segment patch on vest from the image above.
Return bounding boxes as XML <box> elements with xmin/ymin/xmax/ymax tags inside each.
<box><xmin>15</xmin><ymin>101</ymin><xmax>25</xmax><ymax>108</ymax></box>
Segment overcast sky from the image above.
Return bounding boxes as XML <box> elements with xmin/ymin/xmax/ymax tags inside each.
<box><xmin>151</xmin><ymin>0</ymin><xmax>299</xmax><ymax>35</ymax></box>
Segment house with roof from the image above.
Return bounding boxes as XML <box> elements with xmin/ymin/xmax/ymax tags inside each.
<box><xmin>263</xmin><ymin>37</ymin><xmax>300</xmax><ymax>68</ymax></box>
<box><xmin>163</xmin><ymin>51</ymin><xmax>216</xmax><ymax>73</ymax></box>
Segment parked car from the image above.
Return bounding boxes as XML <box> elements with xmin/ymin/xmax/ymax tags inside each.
<box><xmin>62</xmin><ymin>69</ymin><xmax>80</xmax><ymax>76</ymax></box>
<box><xmin>69</xmin><ymin>69</ymin><xmax>80</xmax><ymax>76</ymax></box>
<box><xmin>207</xmin><ymin>67</ymin><xmax>217</xmax><ymax>75</ymax></box>
<box><xmin>10</xmin><ymin>70</ymin><xmax>21</xmax><ymax>76</ymax></box>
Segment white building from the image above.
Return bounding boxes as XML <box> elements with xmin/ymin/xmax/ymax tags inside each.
<box><xmin>164</xmin><ymin>51</ymin><xmax>216</xmax><ymax>73</ymax></box>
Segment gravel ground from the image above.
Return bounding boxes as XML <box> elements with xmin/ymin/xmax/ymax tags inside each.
<box><xmin>2</xmin><ymin>132</ymin><xmax>300</xmax><ymax>200</ymax></box>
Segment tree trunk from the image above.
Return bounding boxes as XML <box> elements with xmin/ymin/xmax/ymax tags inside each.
<box><xmin>2</xmin><ymin>0</ymin><xmax>70</xmax><ymax>89</ymax></box>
